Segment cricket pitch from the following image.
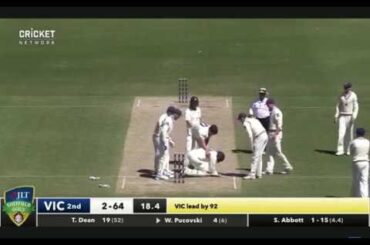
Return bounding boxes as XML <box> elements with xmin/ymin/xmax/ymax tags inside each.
<box><xmin>116</xmin><ymin>96</ymin><xmax>241</xmax><ymax>195</ymax></box>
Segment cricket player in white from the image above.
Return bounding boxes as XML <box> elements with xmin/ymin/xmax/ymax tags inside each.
<box><xmin>185</xmin><ymin>96</ymin><xmax>202</xmax><ymax>152</ymax></box>
<box><xmin>249</xmin><ymin>87</ymin><xmax>270</xmax><ymax>132</ymax></box>
<box><xmin>153</xmin><ymin>112</ymin><xmax>167</xmax><ymax>174</ymax></box>
<box><xmin>184</xmin><ymin>148</ymin><xmax>225</xmax><ymax>176</ymax></box>
<box><xmin>265</xmin><ymin>99</ymin><xmax>293</xmax><ymax>175</ymax></box>
<box><xmin>153</xmin><ymin>106</ymin><xmax>182</xmax><ymax>180</ymax></box>
<box><xmin>349</xmin><ymin>128</ymin><xmax>369</xmax><ymax>198</ymax></box>
<box><xmin>334</xmin><ymin>82</ymin><xmax>359</xmax><ymax>156</ymax></box>
<box><xmin>237</xmin><ymin>112</ymin><xmax>268</xmax><ymax>179</ymax></box>
<box><xmin>191</xmin><ymin>123</ymin><xmax>218</xmax><ymax>151</ymax></box>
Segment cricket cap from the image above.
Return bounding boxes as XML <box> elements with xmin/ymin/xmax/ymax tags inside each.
<box><xmin>356</xmin><ymin>128</ymin><xmax>365</xmax><ymax>137</ymax></box>
<box><xmin>237</xmin><ymin>112</ymin><xmax>247</xmax><ymax>121</ymax></box>
<box><xmin>259</xmin><ymin>88</ymin><xmax>267</xmax><ymax>94</ymax></box>
<box><xmin>343</xmin><ymin>82</ymin><xmax>352</xmax><ymax>89</ymax></box>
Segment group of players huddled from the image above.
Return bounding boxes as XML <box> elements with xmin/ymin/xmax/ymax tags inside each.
<box><xmin>152</xmin><ymin>96</ymin><xmax>224</xmax><ymax>181</ymax></box>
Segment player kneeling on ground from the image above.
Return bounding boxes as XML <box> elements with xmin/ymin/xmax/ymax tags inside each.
<box><xmin>184</xmin><ymin>148</ymin><xmax>225</xmax><ymax>177</ymax></box>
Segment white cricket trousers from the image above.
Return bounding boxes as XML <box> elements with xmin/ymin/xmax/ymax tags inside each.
<box><xmin>250</xmin><ymin>132</ymin><xmax>268</xmax><ymax>178</ymax></box>
<box><xmin>337</xmin><ymin>115</ymin><xmax>354</xmax><ymax>154</ymax></box>
<box><xmin>352</xmin><ymin>161</ymin><xmax>369</xmax><ymax>198</ymax></box>
<box><xmin>266</xmin><ymin>132</ymin><xmax>292</xmax><ymax>173</ymax></box>
<box><xmin>186</xmin><ymin>128</ymin><xmax>196</xmax><ymax>151</ymax></box>
<box><xmin>157</xmin><ymin>137</ymin><xmax>170</xmax><ymax>176</ymax></box>
<box><xmin>152</xmin><ymin>134</ymin><xmax>160</xmax><ymax>173</ymax></box>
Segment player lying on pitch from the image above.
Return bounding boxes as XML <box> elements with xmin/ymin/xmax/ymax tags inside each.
<box><xmin>183</xmin><ymin>148</ymin><xmax>225</xmax><ymax>177</ymax></box>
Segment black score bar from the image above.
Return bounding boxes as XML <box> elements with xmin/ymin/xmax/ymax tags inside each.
<box><xmin>32</xmin><ymin>214</ymin><xmax>369</xmax><ymax>228</ymax></box>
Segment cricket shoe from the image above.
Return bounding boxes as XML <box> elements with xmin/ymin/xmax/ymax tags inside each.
<box><xmin>346</xmin><ymin>152</ymin><xmax>350</xmax><ymax>156</ymax></box>
<box><xmin>335</xmin><ymin>152</ymin><xmax>344</xmax><ymax>156</ymax></box>
<box><xmin>183</xmin><ymin>168</ymin><xmax>207</xmax><ymax>176</ymax></box>
<box><xmin>262</xmin><ymin>171</ymin><xmax>273</xmax><ymax>175</ymax></box>
<box><xmin>280</xmin><ymin>168</ymin><xmax>293</xmax><ymax>175</ymax></box>
<box><xmin>155</xmin><ymin>175</ymin><xmax>169</xmax><ymax>181</ymax></box>
<box><xmin>164</xmin><ymin>170</ymin><xmax>174</xmax><ymax>178</ymax></box>
<box><xmin>210</xmin><ymin>171</ymin><xmax>220</xmax><ymax>177</ymax></box>
<box><xmin>243</xmin><ymin>175</ymin><xmax>256</xmax><ymax>180</ymax></box>
<box><xmin>89</xmin><ymin>176</ymin><xmax>101</xmax><ymax>180</ymax></box>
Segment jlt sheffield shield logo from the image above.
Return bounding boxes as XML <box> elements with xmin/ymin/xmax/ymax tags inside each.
<box><xmin>3</xmin><ymin>186</ymin><xmax>35</xmax><ymax>226</ymax></box>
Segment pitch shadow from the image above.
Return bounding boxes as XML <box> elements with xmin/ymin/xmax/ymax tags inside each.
<box><xmin>236</xmin><ymin>168</ymin><xmax>251</xmax><ymax>172</ymax></box>
<box><xmin>220</xmin><ymin>172</ymin><xmax>246</xmax><ymax>178</ymax></box>
<box><xmin>137</xmin><ymin>169</ymin><xmax>155</xmax><ymax>179</ymax></box>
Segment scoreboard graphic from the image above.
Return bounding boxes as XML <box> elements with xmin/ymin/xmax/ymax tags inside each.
<box><xmin>1</xmin><ymin>190</ymin><xmax>369</xmax><ymax>228</ymax></box>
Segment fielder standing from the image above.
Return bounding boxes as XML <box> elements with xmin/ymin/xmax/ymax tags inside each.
<box><xmin>249</xmin><ymin>88</ymin><xmax>270</xmax><ymax>132</ymax></box>
<box><xmin>153</xmin><ymin>110</ymin><xmax>168</xmax><ymax>175</ymax></box>
<box><xmin>264</xmin><ymin>99</ymin><xmax>293</xmax><ymax>175</ymax></box>
<box><xmin>185</xmin><ymin>96</ymin><xmax>202</xmax><ymax>152</ymax></box>
<box><xmin>349</xmin><ymin>128</ymin><xmax>369</xmax><ymax>198</ymax></box>
<box><xmin>237</xmin><ymin>112</ymin><xmax>268</xmax><ymax>179</ymax></box>
<box><xmin>153</xmin><ymin>106</ymin><xmax>182</xmax><ymax>180</ymax></box>
<box><xmin>334</xmin><ymin>82</ymin><xmax>359</xmax><ymax>156</ymax></box>
<box><xmin>183</xmin><ymin>148</ymin><xmax>225</xmax><ymax>177</ymax></box>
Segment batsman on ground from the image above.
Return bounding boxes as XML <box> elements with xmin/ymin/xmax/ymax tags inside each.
<box><xmin>183</xmin><ymin>148</ymin><xmax>225</xmax><ymax>177</ymax></box>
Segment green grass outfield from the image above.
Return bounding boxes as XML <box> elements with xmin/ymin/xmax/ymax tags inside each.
<box><xmin>0</xmin><ymin>19</ymin><xmax>370</xmax><ymax>196</ymax></box>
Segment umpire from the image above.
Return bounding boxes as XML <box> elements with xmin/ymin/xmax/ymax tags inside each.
<box><xmin>249</xmin><ymin>88</ymin><xmax>270</xmax><ymax>132</ymax></box>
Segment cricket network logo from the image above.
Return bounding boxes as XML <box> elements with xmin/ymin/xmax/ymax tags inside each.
<box><xmin>19</xmin><ymin>28</ymin><xmax>56</xmax><ymax>46</ymax></box>
<box><xmin>3</xmin><ymin>186</ymin><xmax>35</xmax><ymax>227</ymax></box>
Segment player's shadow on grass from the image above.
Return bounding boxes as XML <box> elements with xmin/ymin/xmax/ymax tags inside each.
<box><xmin>314</xmin><ymin>149</ymin><xmax>336</xmax><ymax>155</ymax></box>
<box><xmin>137</xmin><ymin>169</ymin><xmax>155</xmax><ymax>179</ymax></box>
<box><xmin>231</xmin><ymin>149</ymin><xmax>253</xmax><ymax>154</ymax></box>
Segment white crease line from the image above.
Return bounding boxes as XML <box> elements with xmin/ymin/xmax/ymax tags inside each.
<box><xmin>136</xmin><ymin>99</ymin><xmax>141</xmax><ymax>107</ymax></box>
<box><xmin>233</xmin><ymin>176</ymin><xmax>237</xmax><ymax>190</ymax></box>
<box><xmin>225</xmin><ymin>99</ymin><xmax>229</xmax><ymax>108</ymax></box>
<box><xmin>121</xmin><ymin>176</ymin><xmax>126</xmax><ymax>189</ymax></box>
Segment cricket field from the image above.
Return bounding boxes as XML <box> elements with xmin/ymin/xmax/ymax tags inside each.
<box><xmin>1</xmin><ymin>19</ymin><xmax>370</xmax><ymax>197</ymax></box>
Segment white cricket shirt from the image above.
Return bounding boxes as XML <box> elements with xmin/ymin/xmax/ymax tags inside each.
<box><xmin>192</xmin><ymin>123</ymin><xmax>209</xmax><ymax>140</ymax></box>
<box><xmin>350</xmin><ymin>137</ymin><xmax>370</xmax><ymax>162</ymax></box>
<box><xmin>185</xmin><ymin>107</ymin><xmax>201</xmax><ymax>128</ymax></box>
<box><xmin>335</xmin><ymin>91</ymin><xmax>359</xmax><ymax>118</ymax></box>
<box><xmin>269</xmin><ymin>107</ymin><xmax>283</xmax><ymax>131</ymax></box>
<box><xmin>250</xmin><ymin>98</ymin><xmax>270</xmax><ymax>119</ymax></box>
